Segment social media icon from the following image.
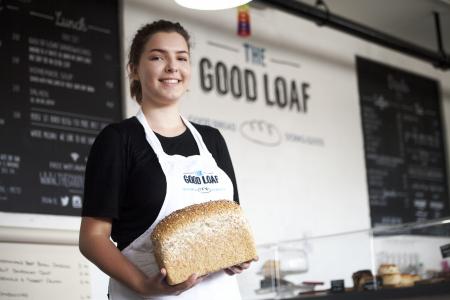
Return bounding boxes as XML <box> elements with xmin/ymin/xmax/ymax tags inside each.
<box><xmin>70</xmin><ymin>152</ymin><xmax>80</xmax><ymax>162</ymax></box>
<box><xmin>72</xmin><ymin>195</ymin><xmax>82</xmax><ymax>208</ymax></box>
<box><xmin>60</xmin><ymin>196</ymin><xmax>69</xmax><ymax>206</ymax></box>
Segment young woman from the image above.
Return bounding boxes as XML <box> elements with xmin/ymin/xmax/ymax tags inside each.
<box><xmin>79</xmin><ymin>20</ymin><xmax>255</xmax><ymax>299</ymax></box>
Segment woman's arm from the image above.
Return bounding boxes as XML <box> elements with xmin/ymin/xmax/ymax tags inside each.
<box><xmin>79</xmin><ymin>216</ymin><xmax>203</xmax><ymax>296</ymax></box>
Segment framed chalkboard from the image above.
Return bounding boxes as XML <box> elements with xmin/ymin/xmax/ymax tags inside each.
<box><xmin>356</xmin><ymin>56</ymin><xmax>449</xmax><ymax>228</ymax></box>
<box><xmin>0</xmin><ymin>0</ymin><xmax>122</xmax><ymax>216</ymax></box>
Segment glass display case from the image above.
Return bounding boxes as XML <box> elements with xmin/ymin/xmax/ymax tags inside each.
<box><xmin>238</xmin><ymin>217</ymin><xmax>450</xmax><ymax>300</ymax></box>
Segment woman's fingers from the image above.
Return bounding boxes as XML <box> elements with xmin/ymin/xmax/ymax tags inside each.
<box><xmin>225</xmin><ymin>266</ymin><xmax>243</xmax><ymax>275</ymax></box>
<box><xmin>239</xmin><ymin>262</ymin><xmax>251</xmax><ymax>269</ymax></box>
<box><xmin>157</xmin><ymin>268</ymin><xmax>167</xmax><ymax>282</ymax></box>
<box><xmin>225</xmin><ymin>258</ymin><xmax>258</xmax><ymax>275</ymax></box>
<box><xmin>224</xmin><ymin>268</ymin><xmax>235</xmax><ymax>275</ymax></box>
<box><xmin>167</xmin><ymin>273</ymin><xmax>203</xmax><ymax>295</ymax></box>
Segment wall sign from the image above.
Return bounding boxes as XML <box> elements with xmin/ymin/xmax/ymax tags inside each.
<box><xmin>0</xmin><ymin>0</ymin><xmax>122</xmax><ymax>216</ymax></box>
<box><xmin>357</xmin><ymin>56</ymin><xmax>449</xmax><ymax>227</ymax></box>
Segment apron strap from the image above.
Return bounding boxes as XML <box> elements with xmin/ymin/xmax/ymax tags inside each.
<box><xmin>181</xmin><ymin>115</ymin><xmax>211</xmax><ymax>157</ymax></box>
<box><xmin>136</xmin><ymin>110</ymin><xmax>213</xmax><ymax>159</ymax></box>
<box><xmin>135</xmin><ymin>110</ymin><xmax>166</xmax><ymax>156</ymax></box>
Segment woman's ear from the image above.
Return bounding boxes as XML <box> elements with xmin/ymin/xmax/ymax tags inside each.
<box><xmin>128</xmin><ymin>64</ymin><xmax>139</xmax><ymax>81</ymax></box>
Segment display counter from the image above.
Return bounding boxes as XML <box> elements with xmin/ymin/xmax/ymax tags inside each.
<box><xmin>285</xmin><ymin>281</ymin><xmax>450</xmax><ymax>300</ymax></box>
<box><xmin>238</xmin><ymin>218</ymin><xmax>450</xmax><ymax>300</ymax></box>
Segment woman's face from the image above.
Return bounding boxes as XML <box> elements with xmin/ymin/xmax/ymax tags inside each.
<box><xmin>135</xmin><ymin>32</ymin><xmax>191</xmax><ymax>105</ymax></box>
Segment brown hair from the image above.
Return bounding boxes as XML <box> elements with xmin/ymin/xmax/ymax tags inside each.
<box><xmin>128</xmin><ymin>20</ymin><xmax>191</xmax><ymax>103</ymax></box>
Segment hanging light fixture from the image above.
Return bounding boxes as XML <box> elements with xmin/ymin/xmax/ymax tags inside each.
<box><xmin>174</xmin><ymin>0</ymin><xmax>252</xmax><ymax>10</ymax></box>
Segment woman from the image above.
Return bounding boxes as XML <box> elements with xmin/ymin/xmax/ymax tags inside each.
<box><xmin>79</xmin><ymin>20</ymin><xmax>254</xmax><ymax>299</ymax></box>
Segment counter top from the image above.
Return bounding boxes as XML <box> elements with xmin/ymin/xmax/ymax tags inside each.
<box><xmin>279</xmin><ymin>282</ymin><xmax>450</xmax><ymax>300</ymax></box>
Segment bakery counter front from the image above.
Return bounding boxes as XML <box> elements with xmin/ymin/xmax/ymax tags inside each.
<box><xmin>237</xmin><ymin>218</ymin><xmax>450</xmax><ymax>300</ymax></box>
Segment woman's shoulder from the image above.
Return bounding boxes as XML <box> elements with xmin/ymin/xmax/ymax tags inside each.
<box><xmin>107</xmin><ymin>116</ymin><xmax>140</xmax><ymax>132</ymax></box>
<box><xmin>99</xmin><ymin>117</ymin><xmax>142</xmax><ymax>137</ymax></box>
<box><xmin>91</xmin><ymin>117</ymin><xmax>143</xmax><ymax>149</ymax></box>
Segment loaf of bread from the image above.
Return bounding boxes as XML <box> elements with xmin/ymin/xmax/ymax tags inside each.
<box><xmin>352</xmin><ymin>269</ymin><xmax>374</xmax><ymax>291</ymax></box>
<box><xmin>378</xmin><ymin>264</ymin><xmax>400</xmax><ymax>275</ymax></box>
<box><xmin>150</xmin><ymin>200</ymin><xmax>258</xmax><ymax>285</ymax></box>
<box><xmin>381</xmin><ymin>273</ymin><xmax>402</xmax><ymax>286</ymax></box>
<box><xmin>378</xmin><ymin>264</ymin><xmax>401</xmax><ymax>286</ymax></box>
<box><xmin>398</xmin><ymin>274</ymin><xmax>421</xmax><ymax>287</ymax></box>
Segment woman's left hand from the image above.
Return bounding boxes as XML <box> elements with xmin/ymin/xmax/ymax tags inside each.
<box><xmin>224</xmin><ymin>257</ymin><xmax>259</xmax><ymax>276</ymax></box>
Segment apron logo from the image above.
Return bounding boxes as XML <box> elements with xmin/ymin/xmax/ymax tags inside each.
<box><xmin>183</xmin><ymin>171</ymin><xmax>219</xmax><ymax>185</ymax></box>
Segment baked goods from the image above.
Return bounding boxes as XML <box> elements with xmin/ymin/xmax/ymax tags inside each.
<box><xmin>377</xmin><ymin>264</ymin><xmax>422</xmax><ymax>287</ymax></box>
<box><xmin>151</xmin><ymin>200</ymin><xmax>258</xmax><ymax>285</ymax></box>
<box><xmin>398</xmin><ymin>274</ymin><xmax>421</xmax><ymax>287</ymax></box>
<box><xmin>352</xmin><ymin>270</ymin><xmax>375</xmax><ymax>291</ymax></box>
<box><xmin>378</xmin><ymin>264</ymin><xmax>401</xmax><ymax>286</ymax></box>
<box><xmin>378</xmin><ymin>264</ymin><xmax>400</xmax><ymax>275</ymax></box>
<box><xmin>381</xmin><ymin>273</ymin><xmax>402</xmax><ymax>286</ymax></box>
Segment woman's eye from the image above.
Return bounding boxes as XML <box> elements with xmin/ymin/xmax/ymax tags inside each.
<box><xmin>178</xmin><ymin>57</ymin><xmax>188</xmax><ymax>62</ymax></box>
<box><xmin>150</xmin><ymin>56</ymin><xmax>162</xmax><ymax>61</ymax></box>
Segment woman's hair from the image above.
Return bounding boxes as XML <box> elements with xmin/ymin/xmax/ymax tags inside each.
<box><xmin>128</xmin><ymin>20</ymin><xmax>191</xmax><ymax>103</ymax></box>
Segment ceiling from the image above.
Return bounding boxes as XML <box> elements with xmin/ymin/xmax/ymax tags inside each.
<box><xmin>294</xmin><ymin>0</ymin><xmax>450</xmax><ymax>54</ymax></box>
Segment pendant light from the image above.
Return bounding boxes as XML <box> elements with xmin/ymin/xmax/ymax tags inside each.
<box><xmin>175</xmin><ymin>0</ymin><xmax>252</xmax><ymax>10</ymax></box>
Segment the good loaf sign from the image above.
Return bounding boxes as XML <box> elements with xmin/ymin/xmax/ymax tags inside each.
<box><xmin>198</xmin><ymin>42</ymin><xmax>311</xmax><ymax>114</ymax></box>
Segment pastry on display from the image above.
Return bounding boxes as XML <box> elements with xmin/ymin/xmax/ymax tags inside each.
<box><xmin>378</xmin><ymin>264</ymin><xmax>400</xmax><ymax>275</ymax></box>
<box><xmin>378</xmin><ymin>263</ymin><xmax>401</xmax><ymax>287</ymax></box>
<box><xmin>377</xmin><ymin>263</ymin><xmax>424</xmax><ymax>288</ymax></box>
<box><xmin>381</xmin><ymin>273</ymin><xmax>402</xmax><ymax>286</ymax></box>
<box><xmin>398</xmin><ymin>274</ymin><xmax>421</xmax><ymax>287</ymax></box>
<box><xmin>151</xmin><ymin>200</ymin><xmax>258</xmax><ymax>285</ymax></box>
<box><xmin>352</xmin><ymin>269</ymin><xmax>377</xmax><ymax>291</ymax></box>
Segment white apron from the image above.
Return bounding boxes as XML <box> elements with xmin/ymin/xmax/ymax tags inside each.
<box><xmin>108</xmin><ymin>110</ymin><xmax>242</xmax><ymax>300</ymax></box>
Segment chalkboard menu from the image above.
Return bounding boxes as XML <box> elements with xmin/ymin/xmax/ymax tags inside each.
<box><xmin>0</xmin><ymin>0</ymin><xmax>122</xmax><ymax>216</ymax></box>
<box><xmin>356</xmin><ymin>56</ymin><xmax>449</xmax><ymax>227</ymax></box>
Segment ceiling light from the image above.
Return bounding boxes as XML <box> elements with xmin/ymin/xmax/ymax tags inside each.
<box><xmin>175</xmin><ymin>0</ymin><xmax>252</xmax><ymax>10</ymax></box>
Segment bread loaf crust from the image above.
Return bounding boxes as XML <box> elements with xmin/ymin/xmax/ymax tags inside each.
<box><xmin>151</xmin><ymin>200</ymin><xmax>257</xmax><ymax>285</ymax></box>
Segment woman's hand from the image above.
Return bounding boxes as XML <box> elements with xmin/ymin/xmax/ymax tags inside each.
<box><xmin>224</xmin><ymin>257</ymin><xmax>259</xmax><ymax>276</ymax></box>
<box><xmin>138</xmin><ymin>268</ymin><xmax>204</xmax><ymax>296</ymax></box>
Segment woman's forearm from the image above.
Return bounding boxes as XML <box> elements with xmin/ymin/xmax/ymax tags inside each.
<box><xmin>79</xmin><ymin>217</ymin><xmax>148</xmax><ymax>294</ymax></box>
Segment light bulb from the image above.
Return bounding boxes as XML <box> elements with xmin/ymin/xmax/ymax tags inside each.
<box><xmin>175</xmin><ymin>0</ymin><xmax>252</xmax><ymax>10</ymax></box>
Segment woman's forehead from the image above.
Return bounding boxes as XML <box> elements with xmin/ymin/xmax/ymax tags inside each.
<box><xmin>144</xmin><ymin>32</ymin><xmax>189</xmax><ymax>52</ymax></box>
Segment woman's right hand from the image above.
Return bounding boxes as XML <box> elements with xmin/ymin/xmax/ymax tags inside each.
<box><xmin>138</xmin><ymin>268</ymin><xmax>204</xmax><ymax>296</ymax></box>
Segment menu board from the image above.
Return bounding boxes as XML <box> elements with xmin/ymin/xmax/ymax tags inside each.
<box><xmin>0</xmin><ymin>0</ymin><xmax>122</xmax><ymax>216</ymax></box>
<box><xmin>0</xmin><ymin>242</ymin><xmax>91</xmax><ymax>300</ymax></box>
<box><xmin>356</xmin><ymin>56</ymin><xmax>449</xmax><ymax>227</ymax></box>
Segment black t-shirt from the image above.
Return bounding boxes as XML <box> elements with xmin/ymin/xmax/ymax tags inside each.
<box><xmin>82</xmin><ymin>117</ymin><xmax>239</xmax><ymax>250</ymax></box>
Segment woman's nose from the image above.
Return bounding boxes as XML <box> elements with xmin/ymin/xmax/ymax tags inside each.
<box><xmin>165</xmin><ymin>59</ymin><xmax>178</xmax><ymax>73</ymax></box>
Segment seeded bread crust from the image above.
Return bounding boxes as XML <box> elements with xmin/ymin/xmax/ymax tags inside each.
<box><xmin>151</xmin><ymin>200</ymin><xmax>258</xmax><ymax>285</ymax></box>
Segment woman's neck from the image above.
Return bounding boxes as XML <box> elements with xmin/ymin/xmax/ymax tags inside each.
<box><xmin>140</xmin><ymin>102</ymin><xmax>186</xmax><ymax>137</ymax></box>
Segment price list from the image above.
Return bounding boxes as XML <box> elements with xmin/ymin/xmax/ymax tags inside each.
<box><xmin>0</xmin><ymin>242</ymin><xmax>92</xmax><ymax>300</ymax></box>
<box><xmin>357</xmin><ymin>57</ymin><xmax>449</xmax><ymax>227</ymax></box>
<box><xmin>0</xmin><ymin>0</ymin><xmax>122</xmax><ymax>215</ymax></box>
